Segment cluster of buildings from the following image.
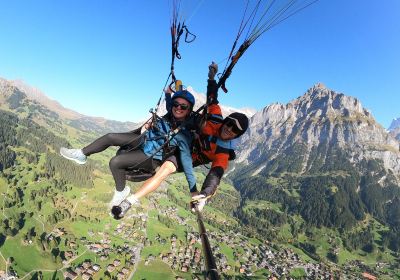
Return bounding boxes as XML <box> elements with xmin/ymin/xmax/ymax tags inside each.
<box><xmin>63</xmin><ymin>259</ymin><xmax>132</xmax><ymax>280</ymax></box>
<box><xmin>157</xmin><ymin>205</ymin><xmax>187</xmax><ymax>225</ymax></box>
<box><xmin>50</xmin><ymin>217</ymin><xmax>143</xmax><ymax>279</ymax></box>
<box><xmin>0</xmin><ymin>271</ymin><xmax>17</xmax><ymax>280</ymax></box>
<box><xmin>63</xmin><ymin>261</ymin><xmax>100</xmax><ymax>280</ymax></box>
<box><xmin>155</xmin><ymin>233</ymin><xmax>203</xmax><ymax>273</ymax></box>
<box><xmin>61</xmin><ymin>233</ymin><xmax>141</xmax><ymax>280</ymax></box>
<box><xmin>135</xmin><ymin>196</ymin><xmax>379</xmax><ymax>280</ymax></box>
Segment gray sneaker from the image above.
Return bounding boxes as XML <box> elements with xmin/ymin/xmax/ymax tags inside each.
<box><xmin>60</xmin><ymin>147</ymin><xmax>87</xmax><ymax>164</ymax></box>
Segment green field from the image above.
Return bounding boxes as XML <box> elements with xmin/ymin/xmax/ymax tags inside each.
<box><xmin>0</xmin><ymin>177</ymin><xmax>7</xmax><ymax>208</ymax></box>
<box><xmin>244</xmin><ymin>200</ymin><xmax>283</xmax><ymax>213</ymax></box>
<box><xmin>1</xmin><ymin>236</ymin><xmax>59</xmax><ymax>276</ymax></box>
<box><xmin>133</xmin><ymin>260</ymin><xmax>177</xmax><ymax>280</ymax></box>
<box><xmin>289</xmin><ymin>267</ymin><xmax>307</xmax><ymax>278</ymax></box>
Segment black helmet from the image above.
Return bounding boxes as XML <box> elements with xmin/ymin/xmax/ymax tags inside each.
<box><xmin>222</xmin><ymin>112</ymin><xmax>249</xmax><ymax>138</ymax></box>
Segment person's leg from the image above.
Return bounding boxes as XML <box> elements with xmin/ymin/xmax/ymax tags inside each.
<box><xmin>112</xmin><ymin>160</ymin><xmax>177</xmax><ymax>219</ymax></box>
<box><xmin>82</xmin><ymin>131</ymin><xmax>142</xmax><ymax>156</ymax></box>
<box><xmin>133</xmin><ymin>161</ymin><xmax>177</xmax><ymax>200</ymax></box>
<box><xmin>109</xmin><ymin>149</ymin><xmax>153</xmax><ymax>191</ymax></box>
<box><xmin>108</xmin><ymin>149</ymin><xmax>153</xmax><ymax>208</ymax></box>
<box><xmin>60</xmin><ymin>131</ymin><xmax>142</xmax><ymax>164</ymax></box>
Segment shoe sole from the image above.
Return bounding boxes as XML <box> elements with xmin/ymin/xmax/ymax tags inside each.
<box><xmin>60</xmin><ymin>151</ymin><xmax>86</xmax><ymax>165</ymax></box>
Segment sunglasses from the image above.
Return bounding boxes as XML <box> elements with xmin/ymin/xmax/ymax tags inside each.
<box><xmin>225</xmin><ymin>120</ymin><xmax>242</xmax><ymax>134</ymax></box>
<box><xmin>172</xmin><ymin>101</ymin><xmax>190</xmax><ymax>110</ymax></box>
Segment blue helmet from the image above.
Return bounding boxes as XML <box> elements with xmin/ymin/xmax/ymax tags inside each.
<box><xmin>172</xmin><ymin>90</ymin><xmax>195</xmax><ymax>108</ymax></box>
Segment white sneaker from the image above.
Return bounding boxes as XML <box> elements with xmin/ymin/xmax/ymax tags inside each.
<box><xmin>109</xmin><ymin>186</ymin><xmax>131</xmax><ymax>209</ymax></box>
<box><xmin>191</xmin><ymin>194</ymin><xmax>207</xmax><ymax>212</ymax></box>
<box><xmin>60</xmin><ymin>147</ymin><xmax>87</xmax><ymax>164</ymax></box>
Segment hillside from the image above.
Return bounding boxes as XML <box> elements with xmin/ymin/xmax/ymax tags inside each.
<box><xmin>1</xmin><ymin>79</ymin><xmax>400</xmax><ymax>279</ymax></box>
<box><xmin>0</xmin><ymin>78</ymin><xmax>140</xmax><ymax>135</ymax></box>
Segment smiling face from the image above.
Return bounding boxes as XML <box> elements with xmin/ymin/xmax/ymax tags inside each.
<box><xmin>171</xmin><ymin>97</ymin><xmax>191</xmax><ymax>121</ymax></box>
<box><xmin>219</xmin><ymin>123</ymin><xmax>239</xmax><ymax>140</ymax></box>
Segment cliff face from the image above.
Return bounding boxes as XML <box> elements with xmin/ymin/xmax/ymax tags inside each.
<box><xmin>389</xmin><ymin>117</ymin><xmax>400</xmax><ymax>141</ymax></box>
<box><xmin>235</xmin><ymin>84</ymin><xmax>400</xmax><ymax>181</ymax></box>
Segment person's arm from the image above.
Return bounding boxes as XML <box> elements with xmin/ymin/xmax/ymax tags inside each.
<box><xmin>207</xmin><ymin>62</ymin><xmax>219</xmax><ymax>104</ymax></box>
<box><xmin>165</xmin><ymin>87</ymin><xmax>173</xmax><ymax>112</ymax></box>
<box><xmin>200</xmin><ymin>151</ymin><xmax>229</xmax><ymax>196</ymax></box>
<box><xmin>177</xmin><ymin>133</ymin><xmax>197</xmax><ymax>193</ymax></box>
<box><xmin>201</xmin><ymin>94</ymin><xmax>224</xmax><ymax>136</ymax></box>
<box><xmin>141</xmin><ymin>118</ymin><xmax>153</xmax><ymax>134</ymax></box>
<box><xmin>201</xmin><ymin>166</ymin><xmax>224</xmax><ymax>197</ymax></box>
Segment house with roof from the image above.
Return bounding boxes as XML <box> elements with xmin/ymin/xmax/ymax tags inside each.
<box><xmin>81</xmin><ymin>273</ymin><xmax>91</xmax><ymax>280</ymax></box>
<box><xmin>63</xmin><ymin>270</ymin><xmax>78</xmax><ymax>280</ymax></box>
<box><xmin>362</xmin><ymin>272</ymin><xmax>377</xmax><ymax>280</ymax></box>
<box><xmin>107</xmin><ymin>264</ymin><xmax>115</xmax><ymax>272</ymax></box>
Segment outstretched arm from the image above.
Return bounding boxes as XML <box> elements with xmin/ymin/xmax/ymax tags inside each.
<box><xmin>200</xmin><ymin>166</ymin><xmax>224</xmax><ymax>197</ymax></box>
<box><xmin>177</xmin><ymin>133</ymin><xmax>197</xmax><ymax>193</ymax></box>
<box><xmin>200</xmin><ymin>151</ymin><xmax>229</xmax><ymax>197</ymax></box>
<box><xmin>207</xmin><ymin>62</ymin><xmax>219</xmax><ymax>104</ymax></box>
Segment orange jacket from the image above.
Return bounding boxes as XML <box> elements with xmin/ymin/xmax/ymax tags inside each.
<box><xmin>192</xmin><ymin>101</ymin><xmax>236</xmax><ymax>171</ymax></box>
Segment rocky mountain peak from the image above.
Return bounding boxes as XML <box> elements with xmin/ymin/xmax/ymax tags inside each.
<box><xmin>237</xmin><ymin>85</ymin><xmax>400</xmax><ymax>179</ymax></box>
<box><xmin>296</xmin><ymin>84</ymin><xmax>371</xmax><ymax>121</ymax></box>
<box><xmin>389</xmin><ymin>117</ymin><xmax>400</xmax><ymax>131</ymax></box>
<box><xmin>251</xmin><ymin>84</ymin><xmax>373</xmax><ymax>130</ymax></box>
<box><xmin>230</xmin><ymin>85</ymin><xmax>400</xmax><ymax>244</ymax></box>
<box><xmin>389</xmin><ymin>117</ymin><xmax>400</xmax><ymax>140</ymax></box>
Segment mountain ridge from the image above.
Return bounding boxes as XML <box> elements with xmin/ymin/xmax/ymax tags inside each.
<box><xmin>1</xmin><ymin>77</ymin><xmax>83</xmax><ymax>120</ymax></box>
<box><xmin>389</xmin><ymin>117</ymin><xmax>400</xmax><ymax>141</ymax></box>
<box><xmin>0</xmin><ymin>77</ymin><xmax>140</xmax><ymax>134</ymax></box>
<box><xmin>235</xmin><ymin>83</ymin><xmax>400</xmax><ymax>177</ymax></box>
<box><xmin>0</xmin><ymin>77</ymin><xmax>256</xmax><ymax>126</ymax></box>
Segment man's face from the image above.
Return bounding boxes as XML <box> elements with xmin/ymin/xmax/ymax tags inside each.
<box><xmin>220</xmin><ymin>122</ymin><xmax>239</xmax><ymax>140</ymax></box>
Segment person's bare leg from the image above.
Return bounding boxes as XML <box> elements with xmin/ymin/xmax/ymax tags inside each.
<box><xmin>128</xmin><ymin>161</ymin><xmax>177</xmax><ymax>202</ymax></box>
<box><xmin>112</xmin><ymin>161</ymin><xmax>176</xmax><ymax>219</ymax></box>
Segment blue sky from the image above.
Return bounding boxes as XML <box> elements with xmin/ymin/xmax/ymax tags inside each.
<box><xmin>1</xmin><ymin>0</ymin><xmax>399</xmax><ymax>128</ymax></box>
